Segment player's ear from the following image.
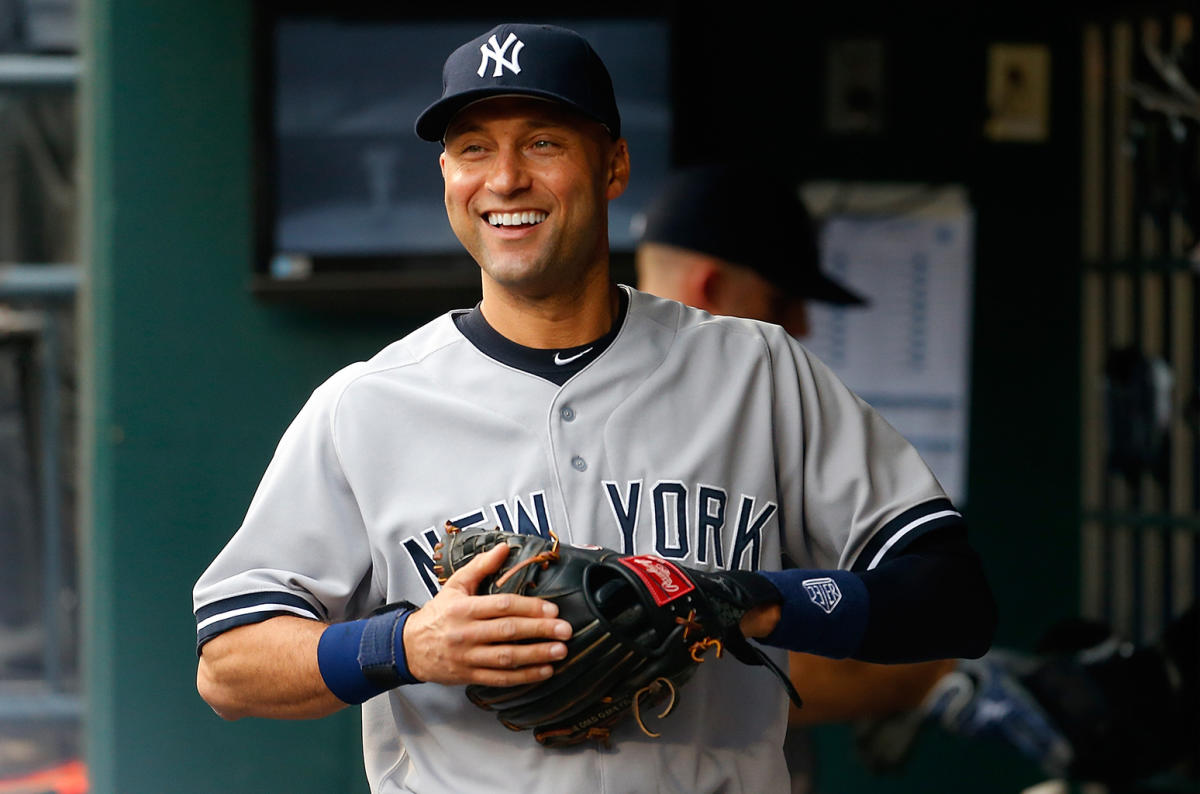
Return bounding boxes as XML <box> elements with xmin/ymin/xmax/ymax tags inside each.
<box><xmin>439</xmin><ymin>150</ymin><xmax>448</xmax><ymax>178</ymax></box>
<box><xmin>604</xmin><ymin>138</ymin><xmax>630</xmax><ymax>201</ymax></box>
<box><xmin>687</xmin><ymin>258</ymin><xmax>724</xmax><ymax>313</ymax></box>
<box><xmin>782</xmin><ymin>298</ymin><xmax>810</xmax><ymax>339</ymax></box>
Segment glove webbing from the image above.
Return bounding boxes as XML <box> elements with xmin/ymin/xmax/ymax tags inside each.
<box><xmin>495</xmin><ymin>532</ymin><xmax>560</xmax><ymax>589</ymax></box>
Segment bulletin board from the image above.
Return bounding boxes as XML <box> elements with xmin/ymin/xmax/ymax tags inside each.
<box><xmin>801</xmin><ymin>183</ymin><xmax>975</xmax><ymax>505</ymax></box>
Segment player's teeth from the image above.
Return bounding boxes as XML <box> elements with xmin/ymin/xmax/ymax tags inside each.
<box><xmin>488</xmin><ymin>211</ymin><xmax>546</xmax><ymax>226</ymax></box>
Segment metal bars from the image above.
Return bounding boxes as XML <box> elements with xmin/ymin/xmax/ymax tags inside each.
<box><xmin>0</xmin><ymin>265</ymin><xmax>80</xmax><ymax>721</ymax></box>
<box><xmin>1080</xmin><ymin>12</ymin><xmax>1198</xmax><ymax>645</ymax></box>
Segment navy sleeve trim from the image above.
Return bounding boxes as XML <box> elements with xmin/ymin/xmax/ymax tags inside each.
<box><xmin>851</xmin><ymin>497</ymin><xmax>965</xmax><ymax>572</ymax></box>
<box><xmin>195</xmin><ymin>591</ymin><xmax>323</xmax><ymax>653</ymax></box>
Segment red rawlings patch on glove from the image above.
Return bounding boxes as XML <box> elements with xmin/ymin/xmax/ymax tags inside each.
<box><xmin>617</xmin><ymin>556</ymin><xmax>695</xmax><ymax>606</ymax></box>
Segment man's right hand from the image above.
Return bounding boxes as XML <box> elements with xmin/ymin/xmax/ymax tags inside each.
<box><xmin>402</xmin><ymin>543</ymin><xmax>573</xmax><ymax>687</ymax></box>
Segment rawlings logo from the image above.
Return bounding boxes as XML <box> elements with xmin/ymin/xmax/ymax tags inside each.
<box><xmin>618</xmin><ymin>556</ymin><xmax>695</xmax><ymax>606</ymax></box>
<box><xmin>631</xmin><ymin>558</ymin><xmax>682</xmax><ymax>593</ymax></box>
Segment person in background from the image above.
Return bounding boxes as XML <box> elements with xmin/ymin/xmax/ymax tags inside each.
<box><xmin>633</xmin><ymin>163</ymin><xmax>967</xmax><ymax>791</ymax></box>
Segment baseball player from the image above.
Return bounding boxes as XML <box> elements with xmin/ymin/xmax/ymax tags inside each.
<box><xmin>193</xmin><ymin>22</ymin><xmax>996</xmax><ymax>794</ymax></box>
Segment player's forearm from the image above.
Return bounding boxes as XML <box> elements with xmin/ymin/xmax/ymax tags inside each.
<box><xmin>786</xmin><ymin>654</ymin><xmax>956</xmax><ymax>724</ymax></box>
<box><xmin>196</xmin><ymin>616</ymin><xmax>347</xmax><ymax>720</ymax></box>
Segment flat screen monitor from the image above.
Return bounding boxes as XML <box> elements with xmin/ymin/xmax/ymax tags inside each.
<box><xmin>255</xmin><ymin>10</ymin><xmax>675</xmax><ymax>309</ymax></box>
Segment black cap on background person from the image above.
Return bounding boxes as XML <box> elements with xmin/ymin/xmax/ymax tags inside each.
<box><xmin>634</xmin><ymin>163</ymin><xmax>865</xmax><ymax>338</ymax></box>
<box><xmin>634</xmin><ymin>163</ymin><xmax>866</xmax><ymax>307</ymax></box>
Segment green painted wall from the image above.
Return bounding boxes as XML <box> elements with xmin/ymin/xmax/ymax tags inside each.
<box><xmin>81</xmin><ymin>2</ymin><xmax>421</xmax><ymax>791</ymax></box>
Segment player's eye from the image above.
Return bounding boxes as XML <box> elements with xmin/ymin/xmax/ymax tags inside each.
<box><xmin>445</xmin><ymin>138</ymin><xmax>490</xmax><ymax>158</ymax></box>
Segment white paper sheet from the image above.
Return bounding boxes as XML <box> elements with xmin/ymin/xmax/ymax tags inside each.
<box><xmin>801</xmin><ymin>183</ymin><xmax>975</xmax><ymax>504</ymax></box>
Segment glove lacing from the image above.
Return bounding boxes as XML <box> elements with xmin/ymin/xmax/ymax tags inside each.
<box><xmin>632</xmin><ymin>677</ymin><xmax>679</xmax><ymax>738</ymax></box>
<box><xmin>677</xmin><ymin>608</ymin><xmax>724</xmax><ymax>662</ymax></box>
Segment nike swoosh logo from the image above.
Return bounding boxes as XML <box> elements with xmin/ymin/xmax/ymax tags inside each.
<box><xmin>554</xmin><ymin>347</ymin><xmax>593</xmax><ymax>366</ymax></box>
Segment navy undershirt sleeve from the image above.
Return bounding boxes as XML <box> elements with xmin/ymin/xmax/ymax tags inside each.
<box><xmin>855</xmin><ymin>527</ymin><xmax>996</xmax><ymax>662</ymax></box>
<box><xmin>757</xmin><ymin>528</ymin><xmax>996</xmax><ymax>663</ymax></box>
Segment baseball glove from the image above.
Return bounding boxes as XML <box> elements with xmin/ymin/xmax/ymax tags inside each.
<box><xmin>433</xmin><ymin>522</ymin><xmax>803</xmax><ymax>747</ymax></box>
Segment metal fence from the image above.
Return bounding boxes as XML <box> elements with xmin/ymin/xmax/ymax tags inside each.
<box><xmin>0</xmin><ymin>38</ymin><xmax>82</xmax><ymax>776</ymax></box>
<box><xmin>1079</xmin><ymin>12</ymin><xmax>1198</xmax><ymax>646</ymax></box>
<box><xmin>0</xmin><ymin>264</ymin><xmax>80</xmax><ymax>726</ymax></box>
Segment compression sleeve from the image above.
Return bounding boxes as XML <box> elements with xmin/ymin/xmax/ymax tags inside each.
<box><xmin>758</xmin><ymin>527</ymin><xmax>996</xmax><ymax>662</ymax></box>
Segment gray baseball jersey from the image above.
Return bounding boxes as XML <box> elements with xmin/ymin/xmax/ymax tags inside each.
<box><xmin>193</xmin><ymin>286</ymin><xmax>958</xmax><ymax>794</ymax></box>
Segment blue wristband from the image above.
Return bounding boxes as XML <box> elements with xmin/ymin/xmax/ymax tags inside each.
<box><xmin>757</xmin><ymin>569</ymin><xmax>869</xmax><ymax>659</ymax></box>
<box><xmin>317</xmin><ymin>606</ymin><xmax>418</xmax><ymax>705</ymax></box>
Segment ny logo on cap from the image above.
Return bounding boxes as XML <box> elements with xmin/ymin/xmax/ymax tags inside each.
<box><xmin>478</xmin><ymin>33</ymin><xmax>524</xmax><ymax>78</ymax></box>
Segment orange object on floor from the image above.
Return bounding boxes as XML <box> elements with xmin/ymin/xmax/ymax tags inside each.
<box><xmin>0</xmin><ymin>759</ymin><xmax>87</xmax><ymax>794</ymax></box>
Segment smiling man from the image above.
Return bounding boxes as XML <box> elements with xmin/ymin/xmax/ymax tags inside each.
<box><xmin>193</xmin><ymin>23</ymin><xmax>995</xmax><ymax>794</ymax></box>
<box><xmin>438</xmin><ymin>94</ymin><xmax>628</xmax><ymax>346</ymax></box>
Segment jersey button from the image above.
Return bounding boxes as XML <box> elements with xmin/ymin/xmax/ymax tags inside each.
<box><xmin>571</xmin><ymin>456</ymin><xmax>587</xmax><ymax>472</ymax></box>
<box><xmin>560</xmin><ymin>406</ymin><xmax>576</xmax><ymax>422</ymax></box>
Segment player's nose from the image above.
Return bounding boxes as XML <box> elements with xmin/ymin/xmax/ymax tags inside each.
<box><xmin>484</xmin><ymin>147</ymin><xmax>531</xmax><ymax>196</ymax></box>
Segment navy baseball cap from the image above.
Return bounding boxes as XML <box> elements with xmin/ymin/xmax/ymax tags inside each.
<box><xmin>415</xmin><ymin>23</ymin><xmax>621</xmax><ymax>143</ymax></box>
<box><xmin>636</xmin><ymin>164</ymin><xmax>867</xmax><ymax>306</ymax></box>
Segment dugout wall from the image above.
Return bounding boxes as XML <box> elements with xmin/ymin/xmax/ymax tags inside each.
<box><xmin>82</xmin><ymin>1</ymin><xmax>388</xmax><ymax>791</ymax></box>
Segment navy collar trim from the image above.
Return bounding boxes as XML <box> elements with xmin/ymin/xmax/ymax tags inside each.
<box><xmin>453</xmin><ymin>289</ymin><xmax>629</xmax><ymax>386</ymax></box>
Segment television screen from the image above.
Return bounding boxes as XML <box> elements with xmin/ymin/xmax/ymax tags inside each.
<box><xmin>262</xmin><ymin>14</ymin><xmax>674</xmax><ymax>294</ymax></box>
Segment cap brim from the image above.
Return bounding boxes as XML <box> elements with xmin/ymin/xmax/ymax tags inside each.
<box><xmin>800</xmin><ymin>273</ymin><xmax>868</xmax><ymax>306</ymax></box>
<box><xmin>415</xmin><ymin>87</ymin><xmax>610</xmax><ymax>142</ymax></box>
